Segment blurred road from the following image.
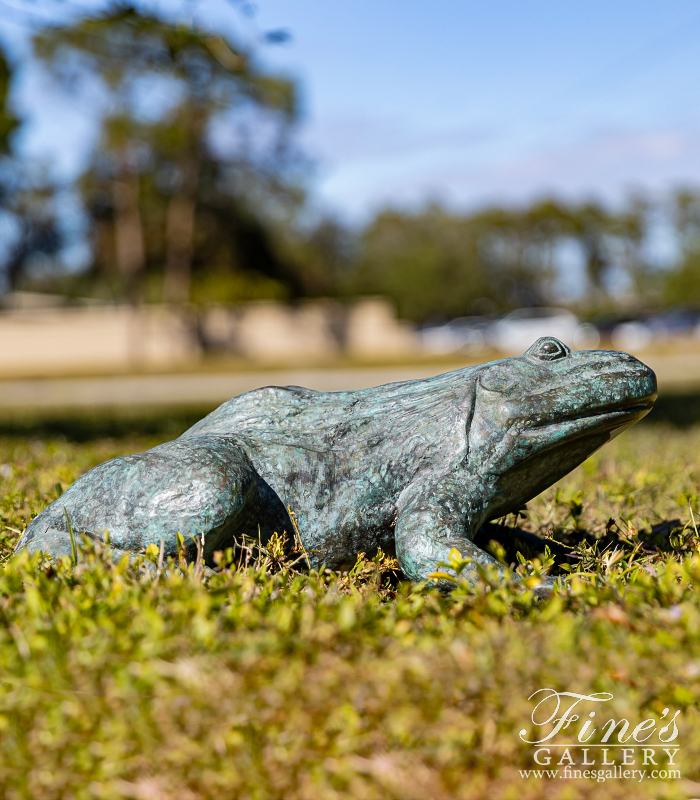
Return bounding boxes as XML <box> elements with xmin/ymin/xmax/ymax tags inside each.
<box><xmin>0</xmin><ymin>365</ymin><xmax>443</xmax><ymax>410</ymax></box>
<box><xmin>0</xmin><ymin>353</ymin><xmax>698</xmax><ymax>411</ymax></box>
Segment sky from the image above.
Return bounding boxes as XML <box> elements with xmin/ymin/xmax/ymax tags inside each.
<box><xmin>1</xmin><ymin>0</ymin><xmax>700</xmax><ymax>223</ymax></box>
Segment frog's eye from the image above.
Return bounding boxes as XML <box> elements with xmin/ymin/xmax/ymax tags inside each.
<box><xmin>525</xmin><ymin>337</ymin><xmax>570</xmax><ymax>362</ymax></box>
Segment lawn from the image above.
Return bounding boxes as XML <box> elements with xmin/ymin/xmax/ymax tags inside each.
<box><xmin>0</xmin><ymin>422</ymin><xmax>699</xmax><ymax>799</ymax></box>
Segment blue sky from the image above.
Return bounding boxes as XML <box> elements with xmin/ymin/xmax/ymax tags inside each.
<box><xmin>2</xmin><ymin>0</ymin><xmax>700</xmax><ymax>222</ymax></box>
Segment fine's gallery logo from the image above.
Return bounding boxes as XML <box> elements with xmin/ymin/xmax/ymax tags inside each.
<box><xmin>518</xmin><ymin>689</ymin><xmax>681</xmax><ymax>783</ymax></box>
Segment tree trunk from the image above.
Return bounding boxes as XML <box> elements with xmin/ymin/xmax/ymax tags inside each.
<box><xmin>112</xmin><ymin>164</ymin><xmax>145</xmax><ymax>304</ymax></box>
<box><xmin>112</xmin><ymin>159</ymin><xmax>145</xmax><ymax>365</ymax></box>
<box><xmin>163</xmin><ymin>156</ymin><xmax>198</xmax><ymax>305</ymax></box>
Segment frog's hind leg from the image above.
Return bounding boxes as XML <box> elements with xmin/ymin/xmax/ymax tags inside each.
<box><xmin>15</xmin><ymin>435</ymin><xmax>292</xmax><ymax>567</ymax></box>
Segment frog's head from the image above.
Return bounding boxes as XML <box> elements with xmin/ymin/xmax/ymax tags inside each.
<box><xmin>468</xmin><ymin>337</ymin><xmax>657</xmax><ymax>521</ymax></box>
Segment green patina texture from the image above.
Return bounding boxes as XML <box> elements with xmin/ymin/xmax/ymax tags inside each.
<box><xmin>16</xmin><ymin>337</ymin><xmax>657</xmax><ymax>584</ymax></box>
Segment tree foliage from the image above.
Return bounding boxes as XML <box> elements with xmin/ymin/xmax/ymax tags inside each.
<box><xmin>664</xmin><ymin>188</ymin><xmax>700</xmax><ymax>307</ymax></box>
<box><xmin>1</xmin><ymin>3</ymin><xmax>699</xmax><ymax>321</ymax></box>
<box><xmin>350</xmin><ymin>198</ymin><xmax>651</xmax><ymax>322</ymax></box>
<box><xmin>352</xmin><ymin>205</ymin><xmax>488</xmax><ymax>322</ymax></box>
<box><xmin>33</xmin><ymin>4</ymin><xmax>306</xmax><ymax>305</ymax></box>
<box><xmin>0</xmin><ymin>51</ymin><xmax>18</xmax><ymax>155</ymax></box>
<box><xmin>0</xmin><ymin>48</ymin><xmax>65</xmax><ymax>294</ymax></box>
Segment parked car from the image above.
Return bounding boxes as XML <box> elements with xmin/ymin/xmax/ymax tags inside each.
<box><xmin>489</xmin><ymin>307</ymin><xmax>599</xmax><ymax>352</ymax></box>
<box><xmin>420</xmin><ymin>316</ymin><xmax>490</xmax><ymax>355</ymax></box>
<box><xmin>610</xmin><ymin>307</ymin><xmax>700</xmax><ymax>352</ymax></box>
<box><xmin>609</xmin><ymin>321</ymin><xmax>653</xmax><ymax>352</ymax></box>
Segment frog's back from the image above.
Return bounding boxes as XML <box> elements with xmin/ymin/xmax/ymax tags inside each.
<box><xmin>183</xmin><ymin>385</ymin><xmax>345</xmax><ymax>448</ymax></box>
<box><xmin>182</xmin><ymin>372</ymin><xmax>471</xmax><ymax>444</ymax></box>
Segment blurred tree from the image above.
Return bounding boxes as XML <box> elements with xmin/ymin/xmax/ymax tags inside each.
<box><xmin>1</xmin><ymin>2</ymin><xmax>680</xmax><ymax>321</ymax></box>
<box><xmin>2</xmin><ymin>183</ymin><xmax>63</xmax><ymax>292</ymax></box>
<box><xmin>34</xmin><ymin>3</ymin><xmax>304</xmax><ymax>306</ymax></box>
<box><xmin>551</xmin><ymin>199</ymin><xmax>650</xmax><ymax>308</ymax></box>
<box><xmin>352</xmin><ymin>202</ymin><xmax>570</xmax><ymax>322</ymax></box>
<box><xmin>474</xmin><ymin>200</ymin><xmax>567</xmax><ymax>309</ymax></box>
<box><xmin>564</xmin><ymin>202</ymin><xmax>612</xmax><ymax>293</ymax></box>
<box><xmin>612</xmin><ymin>195</ymin><xmax>657</xmax><ymax>305</ymax></box>
<box><xmin>0</xmin><ymin>51</ymin><xmax>18</xmax><ymax>154</ymax></box>
<box><xmin>350</xmin><ymin>197</ymin><xmax>654</xmax><ymax>322</ymax></box>
<box><xmin>352</xmin><ymin>205</ymin><xmax>488</xmax><ymax>322</ymax></box>
<box><xmin>0</xmin><ymin>47</ymin><xmax>66</xmax><ymax>294</ymax></box>
<box><xmin>664</xmin><ymin>188</ymin><xmax>700</xmax><ymax>306</ymax></box>
<box><xmin>282</xmin><ymin>215</ymin><xmax>356</xmax><ymax>299</ymax></box>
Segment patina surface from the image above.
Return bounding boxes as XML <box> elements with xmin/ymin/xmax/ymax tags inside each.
<box><xmin>16</xmin><ymin>337</ymin><xmax>657</xmax><ymax>584</ymax></box>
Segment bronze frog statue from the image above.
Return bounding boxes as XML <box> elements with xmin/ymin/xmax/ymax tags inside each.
<box><xmin>17</xmin><ymin>337</ymin><xmax>657</xmax><ymax>585</ymax></box>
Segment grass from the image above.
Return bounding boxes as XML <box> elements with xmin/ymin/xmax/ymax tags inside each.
<box><xmin>1</xmin><ymin>422</ymin><xmax>700</xmax><ymax>798</ymax></box>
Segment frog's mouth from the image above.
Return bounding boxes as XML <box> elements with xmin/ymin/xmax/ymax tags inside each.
<box><xmin>528</xmin><ymin>394</ymin><xmax>656</xmax><ymax>444</ymax></box>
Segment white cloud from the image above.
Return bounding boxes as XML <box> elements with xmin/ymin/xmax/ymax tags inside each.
<box><xmin>314</xmin><ymin>124</ymin><xmax>700</xmax><ymax>219</ymax></box>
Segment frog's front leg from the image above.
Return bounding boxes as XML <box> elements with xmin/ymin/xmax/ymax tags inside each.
<box><xmin>394</xmin><ymin>474</ymin><xmax>504</xmax><ymax>585</ymax></box>
<box><xmin>394</xmin><ymin>476</ymin><xmax>555</xmax><ymax>594</ymax></box>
